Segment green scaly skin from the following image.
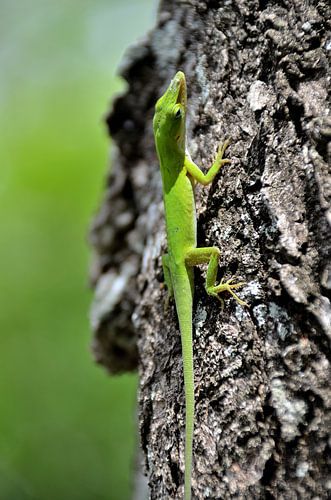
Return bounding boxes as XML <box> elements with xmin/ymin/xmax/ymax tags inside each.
<box><xmin>153</xmin><ymin>71</ymin><xmax>247</xmax><ymax>500</ymax></box>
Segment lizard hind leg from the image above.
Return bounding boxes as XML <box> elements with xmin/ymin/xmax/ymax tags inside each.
<box><xmin>185</xmin><ymin>247</ymin><xmax>248</xmax><ymax>307</ymax></box>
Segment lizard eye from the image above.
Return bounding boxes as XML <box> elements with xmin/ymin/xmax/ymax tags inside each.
<box><xmin>174</xmin><ymin>107</ymin><xmax>182</xmax><ymax>119</ymax></box>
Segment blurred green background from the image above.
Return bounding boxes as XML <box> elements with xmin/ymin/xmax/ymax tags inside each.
<box><xmin>0</xmin><ymin>1</ymin><xmax>154</xmax><ymax>498</ymax></box>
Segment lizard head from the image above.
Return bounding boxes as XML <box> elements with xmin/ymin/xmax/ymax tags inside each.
<box><xmin>153</xmin><ymin>71</ymin><xmax>187</xmax><ymax>150</ymax></box>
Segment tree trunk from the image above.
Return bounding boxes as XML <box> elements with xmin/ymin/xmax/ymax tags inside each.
<box><xmin>89</xmin><ymin>0</ymin><xmax>331</xmax><ymax>498</ymax></box>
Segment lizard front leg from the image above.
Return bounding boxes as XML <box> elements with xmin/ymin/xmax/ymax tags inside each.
<box><xmin>184</xmin><ymin>140</ymin><xmax>231</xmax><ymax>185</ymax></box>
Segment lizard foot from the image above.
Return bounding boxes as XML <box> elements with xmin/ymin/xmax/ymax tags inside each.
<box><xmin>215</xmin><ymin>139</ymin><xmax>231</xmax><ymax>167</ymax></box>
<box><xmin>207</xmin><ymin>277</ymin><xmax>248</xmax><ymax>308</ymax></box>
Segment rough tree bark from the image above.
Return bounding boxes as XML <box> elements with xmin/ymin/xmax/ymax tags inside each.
<box><xmin>89</xmin><ymin>1</ymin><xmax>331</xmax><ymax>498</ymax></box>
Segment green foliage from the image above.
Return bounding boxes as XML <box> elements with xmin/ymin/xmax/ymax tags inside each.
<box><xmin>0</xmin><ymin>1</ymin><xmax>154</xmax><ymax>498</ymax></box>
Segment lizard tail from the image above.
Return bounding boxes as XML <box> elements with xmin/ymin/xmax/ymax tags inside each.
<box><xmin>181</xmin><ymin>317</ymin><xmax>194</xmax><ymax>500</ymax></box>
<box><xmin>176</xmin><ymin>297</ymin><xmax>194</xmax><ymax>500</ymax></box>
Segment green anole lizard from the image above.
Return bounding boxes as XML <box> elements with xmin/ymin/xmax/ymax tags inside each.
<box><xmin>153</xmin><ymin>71</ymin><xmax>247</xmax><ymax>500</ymax></box>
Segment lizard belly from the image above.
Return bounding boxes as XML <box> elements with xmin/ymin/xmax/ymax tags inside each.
<box><xmin>164</xmin><ymin>173</ymin><xmax>196</xmax><ymax>265</ymax></box>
